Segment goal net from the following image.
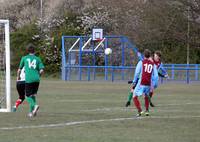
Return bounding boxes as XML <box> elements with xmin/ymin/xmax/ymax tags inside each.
<box><xmin>0</xmin><ymin>20</ymin><xmax>11</xmax><ymax>112</ymax></box>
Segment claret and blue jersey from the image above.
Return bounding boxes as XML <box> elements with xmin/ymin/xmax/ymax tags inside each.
<box><xmin>133</xmin><ymin>51</ymin><xmax>168</xmax><ymax>90</ymax></box>
<box><xmin>133</xmin><ymin>59</ymin><xmax>158</xmax><ymax>96</ymax></box>
<box><xmin>136</xmin><ymin>51</ymin><xmax>168</xmax><ymax>78</ymax></box>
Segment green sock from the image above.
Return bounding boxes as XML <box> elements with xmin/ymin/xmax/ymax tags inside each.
<box><xmin>26</xmin><ymin>96</ymin><xmax>35</xmax><ymax>112</ymax></box>
<box><xmin>31</xmin><ymin>96</ymin><xmax>37</xmax><ymax>105</ymax></box>
<box><xmin>128</xmin><ymin>92</ymin><xmax>133</xmax><ymax>102</ymax></box>
<box><xmin>147</xmin><ymin>95</ymin><xmax>152</xmax><ymax>104</ymax></box>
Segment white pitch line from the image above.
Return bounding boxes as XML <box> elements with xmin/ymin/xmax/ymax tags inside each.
<box><xmin>1</xmin><ymin>115</ymin><xmax>200</xmax><ymax>130</ymax></box>
<box><xmin>0</xmin><ymin>117</ymin><xmax>135</xmax><ymax>130</ymax></box>
<box><xmin>81</xmin><ymin>107</ymin><xmax>129</xmax><ymax>112</ymax></box>
<box><xmin>158</xmin><ymin>102</ymin><xmax>200</xmax><ymax>106</ymax></box>
<box><xmin>81</xmin><ymin>102</ymin><xmax>200</xmax><ymax>112</ymax></box>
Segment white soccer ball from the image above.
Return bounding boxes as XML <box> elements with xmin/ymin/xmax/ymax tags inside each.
<box><xmin>104</xmin><ymin>48</ymin><xmax>112</xmax><ymax>55</ymax></box>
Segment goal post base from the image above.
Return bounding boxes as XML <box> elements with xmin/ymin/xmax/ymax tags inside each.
<box><xmin>0</xmin><ymin>108</ymin><xmax>11</xmax><ymax>112</ymax></box>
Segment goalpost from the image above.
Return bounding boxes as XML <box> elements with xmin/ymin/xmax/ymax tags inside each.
<box><xmin>0</xmin><ymin>20</ymin><xmax>11</xmax><ymax>112</ymax></box>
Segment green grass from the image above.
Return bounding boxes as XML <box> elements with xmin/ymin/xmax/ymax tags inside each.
<box><xmin>0</xmin><ymin>79</ymin><xmax>200</xmax><ymax>142</ymax></box>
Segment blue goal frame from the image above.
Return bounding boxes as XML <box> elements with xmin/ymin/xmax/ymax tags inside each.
<box><xmin>61</xmin><ymin>35</ymin><xmax>139</xmax><ymax>81</ymax></box>
<box><xmin>61</xmin><ymin>35</ymin><xmax>200</xmax><ymax>83</ymax></box>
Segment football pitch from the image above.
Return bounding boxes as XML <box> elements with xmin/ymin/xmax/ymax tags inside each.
<box><xmin>0</xmin><ymin>79</ymin><xmax>200</xmax><ymax>142</ymax></box>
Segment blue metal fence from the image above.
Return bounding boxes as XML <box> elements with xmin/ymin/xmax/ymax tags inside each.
<box><xmin>61</xmin><ymin>35</ymin><xmax>139</xmax><ymax>81</ymax></box>
<box><xmin>61</xmin><ymin>35</ymin><xmax>200</xmax><ymax>83</ymax></box>
<box><xmin>63</xmin><ymin>64</ymin><xmax>200</xmax><ymax>83</ymax></box>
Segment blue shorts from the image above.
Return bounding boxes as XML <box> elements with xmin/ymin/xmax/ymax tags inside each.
<box><xmin>151</xmin><ymin>80</ymin><xmax>158</xmax><ymax>89</ymax></box>
<box><xmin>134</xmin><ymin>83</ymin><xmax>151</xmax><ymax>96</ymax></box>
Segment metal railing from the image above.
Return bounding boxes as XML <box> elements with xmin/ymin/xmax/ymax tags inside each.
<box><xmin>63</xmin><ymin>64</ymin><xmax>200</xmax><ymax>84</ymax></box>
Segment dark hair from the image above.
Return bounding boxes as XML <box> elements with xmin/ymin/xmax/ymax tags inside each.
<box><xmin>155</xmin><ymin>50</ymin><xmax>161</xmax><ymax>58</ymax></box>
<box><xmin>144</xmin><ymin>49</ymin><xmax>151</xmax><ymax>58</ymax></box>
<box><xmin>26</xmin><ymin>43</ymin><xmax>35</xmax><ymax>53</ymax></box>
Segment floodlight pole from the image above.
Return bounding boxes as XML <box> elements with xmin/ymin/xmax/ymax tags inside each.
<box><xmin>187</xmin><ymin>1</ymin><xmax>190</xmax><ymax>65</ymax></box>
<box><xmin>40</xmin><ymin>0</ymin><xmax>43</xmax><ymax>32</ymax></box>
<box><xmin>186</xmin><ymin>2</ymin><xmax>190</xmax><ymax>84</ymax></box>
<box><xmin>40</xmin><ymin>0</ymin><xmax>43</xmax><ymax>20</ymax></box>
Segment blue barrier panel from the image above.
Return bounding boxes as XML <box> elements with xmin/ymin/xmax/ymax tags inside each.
<box><xmin>61</xmin><ymin>36</ymin><xmax>200</xmax><ymax>83</ymax></box>
<box><xmin>63</xmin><ymin>65</ymin><xmax>200</xmax><ymax>83</ymax></box>
<box><xmin>195</xmin><ymin>64</ymin><xmax>198</xmax><ymax>80</ymax></box>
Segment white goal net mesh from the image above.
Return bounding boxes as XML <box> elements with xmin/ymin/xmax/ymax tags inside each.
<box><xmin>0</xmin><ymin>20</ymin><xmax>11</xmax><ymax>112</ymax></box>
<box><xmin>0</xmin><ymin>23</ymin><xmax>6</xmax><ymax>108</ymax></box>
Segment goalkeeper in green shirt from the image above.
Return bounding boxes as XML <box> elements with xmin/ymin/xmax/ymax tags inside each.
<box><xmin>17</xmin><ymin>43</ymin><xmax>44</xmax><ymax>118</ymax></box>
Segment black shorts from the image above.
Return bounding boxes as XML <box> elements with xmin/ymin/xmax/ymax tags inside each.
<box><xmin>16</xmin><ymin>81</ymin><xmax>25</xmax><ymax>99</ymax></box>
<box><xmin>25</xmin><ymin>82</ymin><xmax>40</xmax><ymax>97</ymax></box>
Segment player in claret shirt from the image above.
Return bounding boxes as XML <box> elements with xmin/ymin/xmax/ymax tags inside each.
<box><xmin>149</xmin><ymin>51</ymin><xmax>168</xmax><ymax>107</ymax></box>
<box><xmin>132</xmin><ymin>49</ymin><xmax>158</xmax><ymax>117</ymax></box>
<box><xmin>125</xmin><ymin>50</ymin><xmax>168</xmax><ymax>107</ymax></box>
